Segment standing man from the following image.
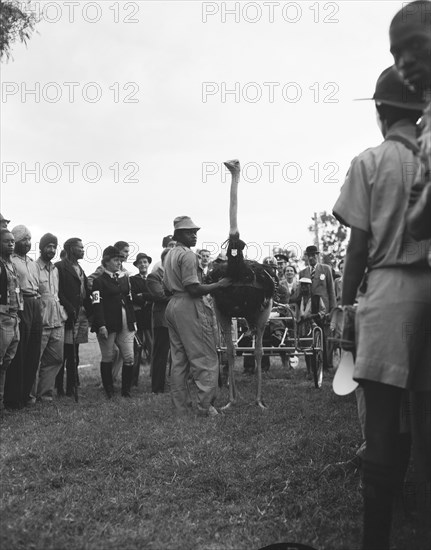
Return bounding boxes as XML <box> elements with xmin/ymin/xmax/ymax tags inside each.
<box><xmin>147</xmin><ymin>248</ymin><xmax>172</xmax><ymax>394</ymax></box>
<box><xmin>299</xmin><ymin>245</ymin><xmax>335</xmax><ymax>368</ymax></box>
<box><xmin>163</xmin><ymin>216</ymin><xmax>231</xmax><ymax>417</ymax></box>
<box><xmin>197</xmin><ymin>249</ymin><xmax>211</xmax><ymax>278</ymax></box>
<box><xmin>55</xmin><ymin>238</ymin><xmax>91</xmax><ymax>397</ymax></box>
<box><xmin>390</xmin><ymin>0</ymin><xmax>431</xmax><ymax>240</ymax></box>
<box><xmin>130</xmin><ymin>252</ymin><xmax>153</xmax><ymax>385</ymax></box>
<box><xmin>33</xmin><ymin>234</ymin><xmax>67</xmax><ymax>402</ymax></box>
<box><xmin>4</xmin><ymin>225</ymin><xmax>42</xmax><ymax>409</ymax></box>
<box><xmin>333</xmin><ymin>66</ymin><xmax>430</xmax><ymax>550</ymax></box>
<box><xmin>0</xmin><ymin>229</ymin><xmax>23</xmax><ymax>415</ymax></box>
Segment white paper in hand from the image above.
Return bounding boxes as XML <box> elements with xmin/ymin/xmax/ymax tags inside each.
<box><xmin>333</xmin><ymin>350</ymin><xmax>358</xmax><ymax>396</ymax></box>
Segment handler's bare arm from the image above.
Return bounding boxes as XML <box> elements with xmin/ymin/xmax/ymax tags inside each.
<box><xmin>186</xmin><ymin>277</ymin><xmax>231</xmax><ymax>298</ymax></box>
<box><xmin>341</xmin><ymin>227</ymin><xmax>368</xmax><ymax>306</ymax></box>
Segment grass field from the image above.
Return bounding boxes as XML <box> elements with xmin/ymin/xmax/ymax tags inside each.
<box><xmin>1</xmin><ymin>336</ymin><xmax>430</xmax><ymax>550</ymax></box>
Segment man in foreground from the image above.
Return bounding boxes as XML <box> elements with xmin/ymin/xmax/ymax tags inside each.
<box><xmin>333</xmin><ymin>66</ymin><xmax>430</xmax><ymax>549</ymax></box>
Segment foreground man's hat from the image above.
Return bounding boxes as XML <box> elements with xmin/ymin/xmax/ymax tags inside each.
<box><xmin>173</xmin><ymin>216</ymin><xmax>200</xmax><ymax>231</ymax></box>
<box><xmin>356</xmin><ymin>65</ymin><xmax>427</xmax><ymax>110</ymax></box>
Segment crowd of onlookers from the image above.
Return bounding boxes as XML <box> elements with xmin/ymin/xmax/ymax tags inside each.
<box><xmin>0</xmin><ymin>211</ymin><xmax>345</xmax><ymax>415</ymax></box>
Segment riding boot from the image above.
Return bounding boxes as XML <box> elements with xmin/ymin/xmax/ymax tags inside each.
<box><xmin>100</xmin><ymin>362</ymin><xmax>114</xmax><ymax>398</ymax></box>
<box><xmin>121</xmin><ymin>362</ymin><xmax>134</xmax><ymax>398</ymax></box>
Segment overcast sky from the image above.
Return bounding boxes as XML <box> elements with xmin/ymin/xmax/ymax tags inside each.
<box><xmin>1</xmin><ymin>0</ymin><xmax>404</xmax><ymax>273</ymax></box>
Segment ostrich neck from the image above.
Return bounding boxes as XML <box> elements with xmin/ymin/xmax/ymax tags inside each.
<box><xmin>229</xmin><ymin>173</ymin><xmax>240</xmax><ymax>238</ymax></box>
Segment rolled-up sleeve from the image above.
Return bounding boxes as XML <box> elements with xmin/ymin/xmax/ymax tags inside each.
<box><xmin>333</xmin><ymin>154</ymin><xmax>372</xmax><ymax>232</ymax></box>
<box><xmin>180</xmin><ymin>251</ymin><xmax>200</xmax><ymax>286</ymax></box>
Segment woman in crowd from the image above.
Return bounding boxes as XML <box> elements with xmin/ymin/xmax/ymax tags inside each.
<box><xmin>91</xmin><ymin>246</ymin><xmax>136</xmax><ymax>399</ymax></box>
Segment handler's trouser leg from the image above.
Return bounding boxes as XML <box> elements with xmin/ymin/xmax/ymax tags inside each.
<box><xmin>166</xmin><ymin>296</ymin><xmax>218</xmax><ymax>416</ymax></box>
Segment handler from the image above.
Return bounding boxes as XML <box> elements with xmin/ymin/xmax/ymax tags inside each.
<box><xmin>163</xmin><ymin>216</ymin><xmax>231</xmax><ymax>417</ymax></box>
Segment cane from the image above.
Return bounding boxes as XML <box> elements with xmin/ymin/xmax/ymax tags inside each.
<box><xmin>72</xmin><ymin>326</ymin><xmax>79</xmax><ymax>403</ymax></box>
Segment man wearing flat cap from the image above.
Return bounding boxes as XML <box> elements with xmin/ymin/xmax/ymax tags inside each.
<box><xmin>32</xmin><ymin>233</ymin><xmax>68</xmax><ymax>402</ymax></box>
<box><xmin>55</xmin><ymin>238</ymin><xmax>91</xmax><ymax>397</ymax></box>
<box><xmin>130</xmin><ymin>252</ymin><xmax>154</xmax><ymax>385</ymax></box>
<box><xmin>333</xmin><ymin>64</ymin><xmax>431</xmax><ymax>549</ymax></box>
<box><xmin>163</xmin><ymin>216</ymin><xmax>231</xmax><ymax>417</ymax></box>
<box><xmin>4</xmin><ymin>225</ymin><xmax>42</xmax><ymax>409</ymax></box>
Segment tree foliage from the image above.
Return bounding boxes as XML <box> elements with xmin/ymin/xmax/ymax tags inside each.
<box><xmin>0</xmin><ymin>0</ymin><xmax>38</xmax><ymax>61</ymax></box>
<box><xmin>308</xmin><ymin>211</ymin><xmax>348</xmax><ymax>265</ymax></box>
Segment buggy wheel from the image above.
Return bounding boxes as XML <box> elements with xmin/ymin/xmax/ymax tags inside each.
<box><xmin>312</xmin><ymin>330</ymin><xmax>324</xmax><ymax>389</ymax></box>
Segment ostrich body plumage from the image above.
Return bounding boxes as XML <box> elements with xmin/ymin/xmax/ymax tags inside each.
<box><xmin>207</xmin><ymin>235</ymin><xmax>275</xmax><ymax>323</ymax></box>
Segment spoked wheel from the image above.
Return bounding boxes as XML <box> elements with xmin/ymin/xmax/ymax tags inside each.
<box><xmin>311</xmin><ymin>329</ymin><xmax>324</xmax><ymax>389</ymax></box>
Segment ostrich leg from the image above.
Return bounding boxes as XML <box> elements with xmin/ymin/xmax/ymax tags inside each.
<box><xmin>216</xmin><ymin>311</ymin><xmax>237</xmax><ymax>410</ymax></box>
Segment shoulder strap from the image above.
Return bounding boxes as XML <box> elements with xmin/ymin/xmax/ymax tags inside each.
<box><xmin>385</xmin><ymin>135</ymin><xmax>420</xmax><ymax>155</ymax></box>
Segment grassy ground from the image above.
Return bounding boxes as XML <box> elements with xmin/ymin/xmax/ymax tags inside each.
<box><xmin>1</xmin><ymin>337</ymin><xmax>430</xmax><ymax>550</ymax></box>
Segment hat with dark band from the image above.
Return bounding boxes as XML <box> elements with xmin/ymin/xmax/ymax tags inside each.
<box><xmin>305</xmin><ymin>245</ymin><xmax>319</xmax><ymax>255</ymax></box>
<box><xmin>133</xmin><ymin>252</ymin><xmax>152</xmax><ymax>267</ymax></box>
<box><xmin>356</xmin><ymin>65</ymin><xmax>427</xmax><ymax>110</ymax></box>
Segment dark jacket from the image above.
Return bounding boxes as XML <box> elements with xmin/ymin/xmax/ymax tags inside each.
<box><xmin>55</xmin><ymin>258</ymin><xmax>91</xmax><ymax>328</ymax></box>
<box><xmin>91</xmin><ymin>271</ymin><xmax>136</xmax><ymax>333</ymax></box>
<box><xmin>298</xmin><ymin>264</ymin><xmax>336</xmax><ymax>312</ymax></box>
<box><xmin>130</xmin><ymin>274</ymin><xmax>153</xmax><ymax>330</ymax></box>
<box><xmin>147</xmin><ymin>266</ymin><xmax>170</xmax><ymax>328</ymax></box>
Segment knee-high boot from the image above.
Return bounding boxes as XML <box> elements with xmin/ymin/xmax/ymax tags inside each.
<box><xmin>100</xmin><ymin>362</ymin><xmax>114</xmax><ymax>398</ymax></box>
<box><xmin>121</xmin><ymin>363</ymin><xmax>133</xmax><ymax>398</ymax></box>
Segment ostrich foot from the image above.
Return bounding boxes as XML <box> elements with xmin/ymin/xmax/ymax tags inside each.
<box><xmin>224</xmin><ymin>159</ymin><xmax>241</xmax><ymax>174</ymax></box>
<box><xmin>256</xmin><ymin>399</ymin><xmax>268</xmax><ymax>410</ymax></box>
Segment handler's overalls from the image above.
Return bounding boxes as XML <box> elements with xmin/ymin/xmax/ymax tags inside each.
<box><xmin>163</xmin><ymin>244</ymin><xmax>219</xmax><ymax>416</ymax></box>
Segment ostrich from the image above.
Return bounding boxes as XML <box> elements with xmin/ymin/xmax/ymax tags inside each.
<box><xmin>208</xmin><ymin>160</ymin><xmax>275</xmax><ymax>409</ymax></box>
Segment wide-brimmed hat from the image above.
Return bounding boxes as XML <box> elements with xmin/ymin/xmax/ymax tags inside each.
<box><xmin>133</xmin><ymin>252</ymin><xmax>152</xmax><ymax>267</ymax></box>
<box><xmin>305</xmin><ymin>245</ymin><xmax>319</xmax><ymax>255</ymax></box>
<box><xmin>173</xmin><ymin>216</ymin><xmax>200</xmax><ymax>231</ymax></box>
<box><xmin>0</xmin><ymin>213</ymin><xmax>10</xmax><ymax>224</ymax></box>
<box><xmin>299</xmin><ymin>277</ymin><xmax>312</xmax><ymax>284</ymax></box>
<box><xmin>356</xmin><ymin>65</ymin><xmax>427</xmax><ymax>110</ymax></box>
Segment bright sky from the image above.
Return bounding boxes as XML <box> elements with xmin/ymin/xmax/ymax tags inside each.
<box><xmin>1</xmin><ymin>0</ymin><xmax>404</xmax><ymax>274</ymax></box>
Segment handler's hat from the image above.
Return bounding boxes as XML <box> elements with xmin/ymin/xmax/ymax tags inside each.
<box><xmin>299</xmin><ymin>277</ymin><xmax>312</xmax><ymax>284</ymax></box>
<box><xmin>356</xmin><ymin>65</ymin><xmax>427</xmax><ymax>110</ymax></box>
<box><xmin>133</xmin><ymin>252</ymin><xmax>152</xmax><ymax>266</ymax></box>
<box><xmin>0</xmin><ymin>213</ymin><xmax>10</xmax><ymax>224</ymax></box>
<box><xmin>173</xmin><ymin>216</ymin><xmax>200</xmax><ymax>231</ymax></box>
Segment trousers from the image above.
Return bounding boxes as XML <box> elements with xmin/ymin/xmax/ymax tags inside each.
<box><xmin>166</xmin><ymin>294</ymin><xmax>218</xmax><ymax>415</ymax></box>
